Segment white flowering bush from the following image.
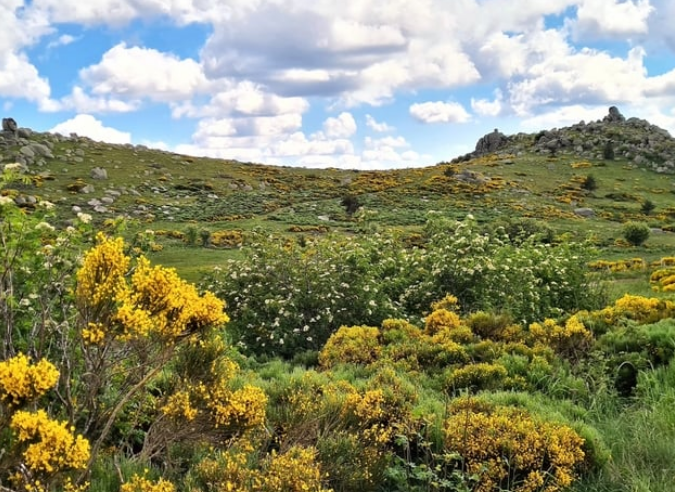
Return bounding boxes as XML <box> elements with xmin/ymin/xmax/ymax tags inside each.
<box><xmin>203</xmin><ymin>217</ymin><xmax>603</xmax><ymax>357</ymax></box>
<box><xmin>401</xmin><ymin>216</ymin><xmax>605</xmax><ymax>324</ymax></box>
<box><xmin>201</xmin><ymin>233</ymin><xmax>400</xmax><ymax>357</ymax></box>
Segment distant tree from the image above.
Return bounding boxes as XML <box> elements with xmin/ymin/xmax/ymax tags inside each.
<box><xmin>199</xmin><ymin>228</ymin><xmax>212</xmax><ymax>247</ymax></box>
<box><xmin>581</xmin><ymin>174</ymin><xmax>598</xmax><ymax>191</ymax></box>
<box><xmin>641</xmin><ymin>199</ymin><xmax>656</xmax><ymax>216</ymax></box>
<box><xmin>622</xmin><ymin>221</ymin><xmax>650</xmax><ymax>246</ymax></box>
<box><xmin>603</xmin><ymin>141</ymin><xmax>615</xmax><ymax>160</ymax></box>
<box><xmin>341</xmin><ymin>194</ymin><xmax>362</xmax><ymax>216</ymax></box>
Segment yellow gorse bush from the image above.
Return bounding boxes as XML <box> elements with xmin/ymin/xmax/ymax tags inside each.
<box><xmin>10</xmin><ymin>410</ymin><xmax>90</xmax><ymax>474</ymax></box>
<box><xmin>76</xmin><ymin>233</ymin><xmax>129</xmax><ymax>306</ymax></box>
<box><xmin>596</xmin><ymin>294</ymin><xmax>675</xmax><ymax>325</ymax></box>
<box><xmin>445</xmin><ymin>402</ymin><xmax>586</xmax><ymax>492</ymax></box>
<box><xmin>76</xmin><ymin>233</ymin><xmax>229</xmax><ymax>342</ymax></box>
<box><xmin>0</xmin><ymin>353</ymin><xmax>59</xmax><ymax>406</ymax></box>
<box><xmin>120</xmin><ymin>474</ymin><xmax>175</xmax><ymax>492</ymax></box>
<box><xmin>528</xmin><ymin>315</ymin><xmax>593</xmax><ymax>357</ymax></box>
<box><xmin>424</xmin><ymin>308</ymin><xmax>461</xmax><ymax>335</ymax></box>
<box><xmin>194</xmin><ymin>446</ymin><xmax>332</xmax><ymax>492</ymax></box>
<box><xmin>160</xmin><ymin>356</ymin><xmax>267</xmax><ymax>435</ymax></box>
<box><xmin>319</xmin><ymin>325</ymin><xmax>382</xmax><ymax>367</ymax></box>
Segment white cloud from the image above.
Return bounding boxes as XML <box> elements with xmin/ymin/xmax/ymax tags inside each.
<box><xmin>272</xmin><ymin>132</ymin><xmax>355</xmax><ymax>157</ymax></box>
<box><xmin>29</xmin><ymin>0</ymin><xmax>138</xmax><ymax>26</ymax></box>
<box><xmin>140</xmin><ymin>139</ymin><xmax>169</xmax><ymax>151</ymax></box>
<box><xmin>409</xmin><ymin>101</ymin><xmax>471</xmax><ymax>123</ymax></box>
<box><xmin>508</xmin><ymin>44</ymin><xmax>648</xmax><ymax>115</ymax></box>
<box><xmin>519</xmin><ymin>104</ymin><xmax>610</xmax><ymax>130</ymax></box>
<box><xmin>471</xmin><ymin>90</ymin><xmax>504</xmax><ymax>117</ymax></box>
<box><xmin>80</xmin><ymin>43</ymin><xmax>208</xmax><ymax>102</ymax></box>
<box><xmin>365</xmin><ymin>114</ymin><xmax>394</xmax><ymax>132</ymax></box>
<box><xmin>321</xmin><ymin>112</ymin><xmax>357</xmax><ymax>138</ymax></box>
<box><xmin>47</xmin><ymin>34</ymin><xmax>78</xmax><ymax>49</ymax></box>
<box><xmin>49</xmin><ymin>86</ymin><xmax>140</xmax><ymax>113</ymax></box>
<box><xmin>49</xmin><ymin>114</ymin><xmax>131</xmax><ymax>143</ymax></box>
<box><xmin>572</xmin><ymin>0</ymin><xmax>654</xmax><ymax>38</ymax></box>
<box><xmin>362</xmin><ymin>135</ymin><xmax>424</xmax><ymax>167</ymax></box>
<box><xmin>0</xmin><ymin>52</ymin><xmax>52</xmax><ymax>105</ymax></box>
<box><xmin>173</xmin><ymin>81</ymin><xmax>309</xmax><ymax>119</ymax></box>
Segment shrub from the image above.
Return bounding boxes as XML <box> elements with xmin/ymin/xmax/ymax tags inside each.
<box><xmin>581</xmin><ymin>174</ymin><xmax>598</xmax><ymax>191</ymax></box>
<box><xmin>622</xmin><ymin>221</ymin><xmax>650</xmax><ymax>246</ymax></box>
<box><xmin>602</xmin><ymin>141</ymin><xmax>615</xmax><ymax>160</ymax></box>
<box><xmin>444</xmin><ymin>401</ymin><xmax>587</xmax><ymax>492</ymax></box>
<box><xmin>444</xmin><ymin>362</ymin><xmax>508</xmax><ymax>393</ymax></box>
<box><xmin>341</xmin><ymin>194</ymin><xmax>362</xmax><ymax>216</ymax></box>
<box><xmin>641</xmin><ymin>199</ymin><xmax>656</xmax><ymax>215</ymax></box>
<box><xmin>201</xmin><ymin>234</ymin><xmax>399</xmax><ymax>358</ymax></box>
<box><xmin>319</xmin><ymin>325</ymin><xmax>382</xmax><ymax>368</ymax></box>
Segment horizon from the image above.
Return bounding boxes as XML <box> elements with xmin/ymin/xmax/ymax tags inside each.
<box><xmin>3</xmin><ymin>0</ymin><xmax>675</xmax><ymax>170</ymax></box>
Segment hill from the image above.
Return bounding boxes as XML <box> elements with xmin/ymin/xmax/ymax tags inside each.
<box><xmin>2</xmin><ymin>106</ymin><xmax>675</xmax><ymax>278</ymax></box>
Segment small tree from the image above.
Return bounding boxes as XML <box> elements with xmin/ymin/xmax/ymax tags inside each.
<box><xmin>341</xmin><ymin>194</ymin><xmax>362</xmax><ymax>216</ymax></box>
<box><xmin>641</xmin><ymin>199</ymin><xmax>656</xmax><ymax>216</ymax></box>
<box><xmin>581</xmin><ymin>174</ymin><xmax>598</xmax><ymax>191</ymax></box>
<box><xmin>603</xmin><ymin>141</ymin><xmax>615</xmax><ymax>160</ymax></box>
<box><xmin>622</xmin><ymin>221</ymin><xmax>650</xmax><ymax>246</ymax></box>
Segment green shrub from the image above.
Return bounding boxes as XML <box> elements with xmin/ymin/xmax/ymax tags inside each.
<box><xmin>622</xmin><ymin>221</ymin><xmax>650</xmax><ymax>246</ymax></box>
<box><xmin>641</xmin><ymin>199</ymin><xmax>656</xmax><ymax>216</ymax></box>
<box><xmin>581</xmin><ymin>174</ymin><xmax>598</xmax><ymax>191</ymax></box>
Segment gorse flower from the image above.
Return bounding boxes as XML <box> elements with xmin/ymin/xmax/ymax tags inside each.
<box><xmin>0</xmin><ymin>353</ymin><xmax>59</xmax><ymax>406</ymax></box>
<box><xmin>76</xmin><ymin>233</ymin><xmax>229</xmax><ymax>342</ymax></box>
<box><xmin>120</xmin><ymin>474</ymin><xmax>175</xmax><ymax>492</ymax></box>
<box><xmin>10</xmin><ymin>410</ymin><xmax>90</xmax><ymax>474</ymax></box>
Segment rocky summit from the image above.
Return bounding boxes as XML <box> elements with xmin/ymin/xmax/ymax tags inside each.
<box><xmin>453</xmin><ymin>106</ymin><xmax>675</xmax><ymax>174</ymax></box>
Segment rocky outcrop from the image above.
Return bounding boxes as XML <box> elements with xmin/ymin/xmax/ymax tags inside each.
<box><xmin>475</xmin><ymin>129</ymin><xmax>509</xmax><ymax>155</ymax></box>
<box><xmin>449</xmin><ymin>107</ymin><xmax>675</xmax><ymax>174</ymax></box>
<box><xmin>603</xmin><ymin>106</ymin><xmax>625</xmax><ymax>124</ymax></box>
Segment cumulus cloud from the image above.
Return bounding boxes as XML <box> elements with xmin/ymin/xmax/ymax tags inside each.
<box><xmin>519</xmin><ymin>104</ymin><xmax>610</xmax><ymax>130</ymax></box>
<box><xmin>321</xmin><ymin>112</ymin><xmax>357</xmax><ymax>138</ymax></box>
<box><xmin>572</xmin><ymin>0</ymin><xmax>654</xmax><ymax>39</ymax></box>
<box><xmin>49</xmin><ymin>114</ymin><xmax>131</xmax><ymax>143</ymax></box>
<box><xmin>49</xmin><ymin>86</ymin><xmax>140</xmax><ymax>113</ymax></box>
<box><xmin>173</xmin><ymin>81</ymin><xmax>309</xmax><ymax>119</ymax></box>
<box><xmin>471</xmin><ymin>90</ymin><xmax>504</xmax><ymax>117</ymax></box>
<box><xmin>508</xmin><ymin>44</ymin><xmax>648</xmax><ymax>115</ymax></box>
<box><xmin>365</xmin><ymin>114</ymin><xmax>395</xmax><ymax>132</ymax></box>
<box><xmin>409</xmin><ymin>101</ymin><xmax>471</xmax><ymax>123</ymax></box>
<box><xmin>0</xmin><ymin>53</ymin><xmax>51</xmax><ymax>104</ymax></box>
<box><xmin>200</xmin><ymin>1</ymin><xmax>480</xmax><ymax>104</ymax></box>
<box><xmin>80</xmin><ymin>43</ymin><xmax>208</xmax><ymax>102</ymax></box>
<box><xmin>46</xmin><ymin>33</ymin><xmax>78</xmax><ymax>49</ymax></box>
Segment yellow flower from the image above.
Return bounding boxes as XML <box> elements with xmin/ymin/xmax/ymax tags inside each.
<box><xmin>10</xmin><ymin>410</ymin><xmax>90</xmax><ymax>473</ymax></box>
<box><xmin>0</xmin><ymin>353</ymin><xmax>59</xmax><ymax>405</ymax></box>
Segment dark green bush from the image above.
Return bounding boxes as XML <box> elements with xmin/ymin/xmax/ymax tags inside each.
<box><xmin>622</xmin><ymin>221</ymin><xmax>650</xmax><ymax>246</ymax></box>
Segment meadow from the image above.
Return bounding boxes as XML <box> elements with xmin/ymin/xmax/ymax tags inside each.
<box><xmin>2</xmin><ymin>132</ymin><xmax>675</xmax><ymax>492</ymax></box>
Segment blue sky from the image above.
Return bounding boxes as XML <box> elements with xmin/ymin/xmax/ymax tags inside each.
<box><xmin>2</xmin><ymin>0</ymin><xmax>675</xmax><ymax>169</ymax></box>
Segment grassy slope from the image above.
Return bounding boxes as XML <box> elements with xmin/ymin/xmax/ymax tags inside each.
<box><xmin>10</xmin><ymin>135</ymin><xmax>672</xmax><ymax>290</ymax></box>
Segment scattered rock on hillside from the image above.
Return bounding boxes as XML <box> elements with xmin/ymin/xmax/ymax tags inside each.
<box><xmin>91</xmin><ymin>167</ymin><xmax>108</xmax><ymax>180</ymax></box>
<box><xmin>574</xmin><ymin>207</ymin><xmax>595</xmax><ymax>218</ymax></box>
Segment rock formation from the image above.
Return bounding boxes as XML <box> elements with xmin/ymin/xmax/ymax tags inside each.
<box><xmin>449</xmin><ymin>107</ymin><xmax>675</xmax><ymax>173</ymax></box>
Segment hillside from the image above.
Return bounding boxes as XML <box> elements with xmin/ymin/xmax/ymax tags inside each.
<box><xmin>2</xmin><ymin>106</ymin><xmax>675</xmax><ymax>277</ymax></box>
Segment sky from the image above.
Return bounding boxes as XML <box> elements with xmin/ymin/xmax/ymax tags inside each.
<box><xmin>3</xmin><ymin>0</ymin><xmax>675</xmax><ymax>169</ymax></box>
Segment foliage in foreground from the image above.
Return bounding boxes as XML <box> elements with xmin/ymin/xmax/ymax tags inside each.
<box><xmin>3</xmin><ymin>163</ymin><xmax>675</xmax><ymax>492</ymax></box>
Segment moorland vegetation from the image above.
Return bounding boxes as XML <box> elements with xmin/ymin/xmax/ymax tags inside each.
<box><xmin>2</xmin><ymin>109</ymin><xmax>675</xmax><ymax>491</ymax></box>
